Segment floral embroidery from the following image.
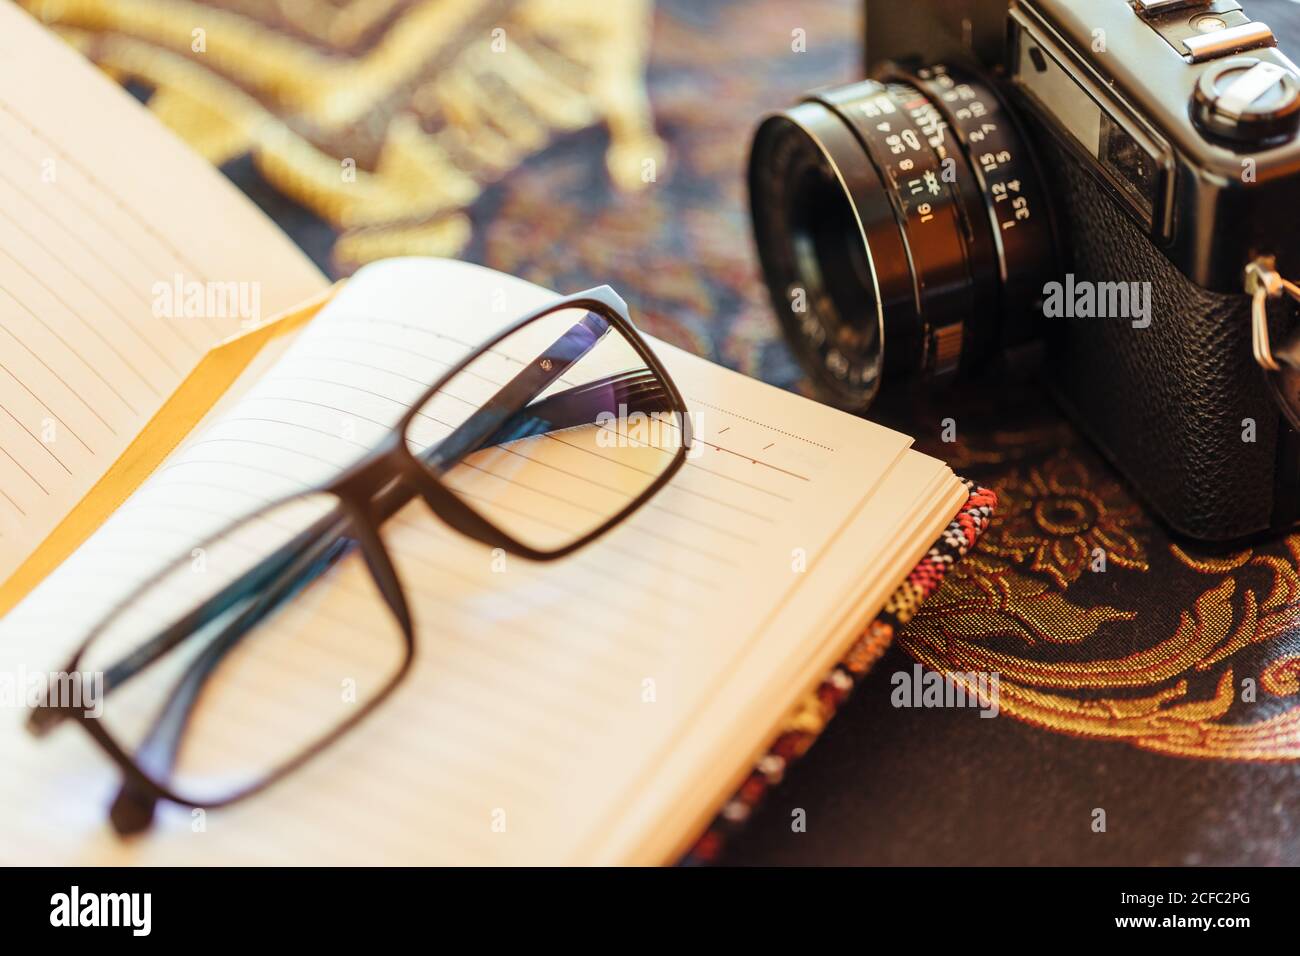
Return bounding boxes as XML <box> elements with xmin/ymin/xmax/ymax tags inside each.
<box><xmin>981</xmin><ymin>454</ymin><xmax>1147</xmax><ymax>589</ymax></box>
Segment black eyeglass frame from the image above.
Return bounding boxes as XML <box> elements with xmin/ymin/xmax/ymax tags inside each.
<box><xmin>34</xmin><ymin>285</ymin><xmax>692</xmax><ymax>815</ymax></box>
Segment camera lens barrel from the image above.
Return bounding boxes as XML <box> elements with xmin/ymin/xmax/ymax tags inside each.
<box><xmin>749</xmin><ymin>63</ymin><xmax>1057</xmax><ymax>411</ymax></box>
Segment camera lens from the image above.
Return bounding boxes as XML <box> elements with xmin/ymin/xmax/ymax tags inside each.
<box><xmin>749</xmin><ymin>64</ymin><xmax>1057</xmax><ymax>411</ymax></box>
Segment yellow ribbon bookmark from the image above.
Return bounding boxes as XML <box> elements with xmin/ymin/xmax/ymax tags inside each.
<box><xmin>0</xmin><ymin>285</ymin><xmax>339</xmax><ymax>619</ymax></box>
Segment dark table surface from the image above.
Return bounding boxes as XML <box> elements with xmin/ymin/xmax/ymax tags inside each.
<box><xmin>35</xmin><ymin>0</ymin><xmax>1300</xmax><ymax>864</ymax></box>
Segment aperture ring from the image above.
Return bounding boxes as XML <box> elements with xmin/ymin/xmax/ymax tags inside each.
<box><xmin>901</xmin><ymin>62</ymin><xmax>1057</xmax><ymax>352</ymax></box>
<box><xmin>814</xmin><ymin>81</ymin><xmax>976</xmax><ymax>382</ymax></box>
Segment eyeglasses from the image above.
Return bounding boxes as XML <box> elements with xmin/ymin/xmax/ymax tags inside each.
<box><xmin>28</xmin><ymin>286</ymin><xmax>691</xmax><ymax>834</ymax></box>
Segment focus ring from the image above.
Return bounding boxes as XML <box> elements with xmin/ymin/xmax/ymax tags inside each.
<box><xmin>749</xmin><ymin>104</ymin><xmax>911</xmax><ymax>408</ymax></box>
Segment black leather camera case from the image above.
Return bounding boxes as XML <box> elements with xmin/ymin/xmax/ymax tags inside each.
<box><xmin>1041</xmin><ymin>139</ymin><xmax>1300</xmax><ymax>540</ymax></box>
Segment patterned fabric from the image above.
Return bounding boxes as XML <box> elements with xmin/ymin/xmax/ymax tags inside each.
<box><xmin>28</xmin><ymin>0</ymin><xmax>1300</xmax><ymax>863</ymax></box>
<box><xmin>681</xmin><ymin>481</ymin><xmax>996</xmax><ymax>865</ymax></box>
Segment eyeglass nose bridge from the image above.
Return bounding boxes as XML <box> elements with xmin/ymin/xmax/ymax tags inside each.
<box><xmin>330</xmin><ymin>431</ymin><xmax>413</xmax><ymax>511</ymax></box>
<box><xmin>330</xmin><ymin>430</ymin><xmax>513</xmax><ymax>559</ymax></box>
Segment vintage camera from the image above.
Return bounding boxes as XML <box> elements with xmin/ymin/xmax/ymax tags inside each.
<box><xmin>749</xmin><ymin>0</ymin><xmax>1300</xmax><ymax>540</ymax></box>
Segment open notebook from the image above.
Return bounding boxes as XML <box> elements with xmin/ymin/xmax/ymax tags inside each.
<box><xmin>0</xmin><ymin>6</ymin><xmax>968</xmax><ymax>864</ymax></box>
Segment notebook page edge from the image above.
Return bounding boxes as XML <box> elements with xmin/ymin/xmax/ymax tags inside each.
<box><xmin>584</xmin><ymin>456</ymin><xmax>965</xmax><ymax>864</ymax></box>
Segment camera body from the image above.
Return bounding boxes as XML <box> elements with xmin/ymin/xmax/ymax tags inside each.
<box><xmin>868</xmin><ymin>0</ymin><xmax>1300</xmax><ymax>540</ymax></box>
<box><xmin>765</xmin><ymin>0</ymin><xmax>1300</xmax><ymax>540</ymax></box>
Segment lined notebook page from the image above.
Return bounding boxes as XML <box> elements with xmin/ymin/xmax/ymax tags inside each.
<box><xmin>0</xmin><ymin>259</ymin><xmax>962</xmax><ymax>864</ymax></box>
<box><xmin>0</xmin><ymin>4</ymin><xmax>325</xmax><ymax>581</ymax></box>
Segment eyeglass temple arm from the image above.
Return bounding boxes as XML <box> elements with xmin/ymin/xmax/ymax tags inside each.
<box><xmin>43</xmin><ymin>362</ymin><xmax>660</xmax><ymax>748</ymax></box>
<box><xmin>36</xmin><ymin>311</ymin><xmax>619</xmax><ymax>733</ymax></box>
<box><xmin>98</xmin><ymin>312</ymin><xmax>623</xmax><ymax>828</ymax></box>
<box><xmin>115</xmin><ymin>310</ymin><xmax>622</xmax><ymax>691</ymax></box>
<box><xmin>416</xmin><ymin>310</ymin><xmax>612</xmax><ymax>471</ymax></box>
<box><xmin>469</xmin><ymin>368</ymin><xmax>675</xmax><ymax>450</ymax></box>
